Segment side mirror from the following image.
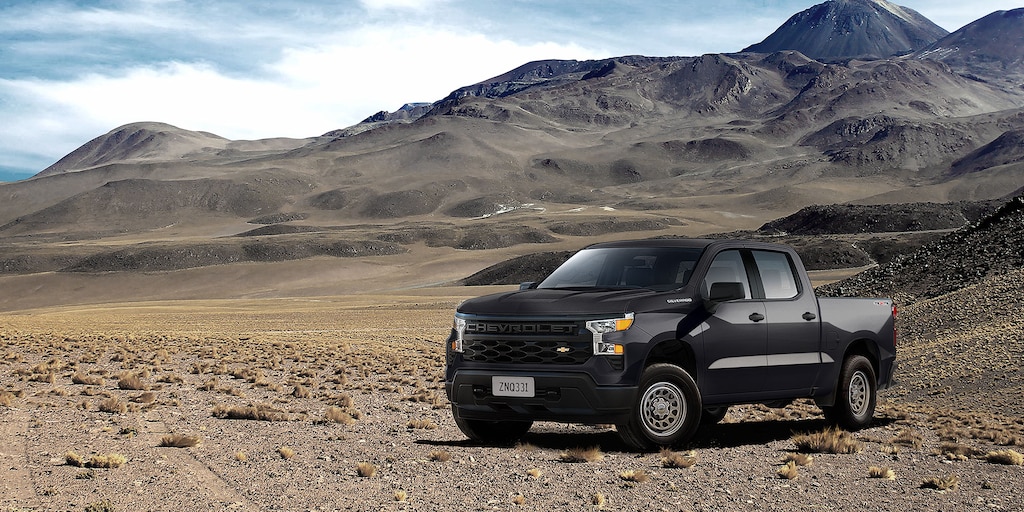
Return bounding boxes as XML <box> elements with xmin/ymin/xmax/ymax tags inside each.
<box><xmin>708</xmin><ymin>282</ymin><xmax>745</xmax><ymax>302</ymax></box>
<box><xmin>519</xmin><ymin>282</ymin><xmax>537</xmax><ymax>290</ymax></box>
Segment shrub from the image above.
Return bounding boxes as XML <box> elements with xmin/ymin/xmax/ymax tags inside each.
<box><xmin>323</xmin><ymin>406</ymin><xmax>356</xmax><ymax>425</ymax></box>
<box><xmin>212</xmin><ymin>403</ymin><xmax>290</xmax><ymax>422</ymax></box>
<box><xmin>921</xmin><ymin>475</ymin><xmax>959</xmax><ymax>491</ymax></box>
<box><xmin>868</xmin><ymin>466</ymin><xmax>896</xmax><ymax>479</ymax></box>
<box><xmin>792</xmin><ymin>427</ymin><xmax>862</xmax><ymax>454</ymax></box>
<box><xmin>429</xmin><ymin>450</ymin><xmax>451</xmax><ymax>462</ymax></box>
<box><xmin>278</xmin><ymin>446</ymin><xmax>295</xmax><ymax>459</ymax></box>
<box><xmin>660</xmin><ymin>448</ymin><xmax>697</xmax><ymax>468</ymax></box>
<box><xmin>777</xmin><ymin>461</ymin><xmax>799</xmax><ymax>480</ymax></box>
<box><xmin>986</xmin><ymin>450</ymin><xmax>1023</xmax><ymax>465</ymax></box>
<box><xmin>619</xmin><ymin>469</ymin><xmax>650</xmax><ymax>483</ymax></box>
<box><xmin>356</xmin><ymin>462</ymin><xmax>376</xmax><ymax>478</ymax></box>
<box><xmin>159</xmin><ymin>434</ymin><xmax>201</xmax><ymax>448</ymax></box>
<box><xmin>118</xmin><ymin>374</ymin><xmax>147</xmax><ymax>391</ymax></box>
<box><xmin>559</xmin><ymin>446</ymin><xmax>603</xmax><ymax>463</ymax></box>
<box><xmin>98</xmin><ymin>397</ymin><xmax>127</xmax><ymax>414</ymax></box>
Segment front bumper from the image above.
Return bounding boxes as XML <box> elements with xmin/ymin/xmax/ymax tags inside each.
<box><xmin>447</xmin><ymin>369</ymin><xmax>637</xmax><ymax>425</ymax></box>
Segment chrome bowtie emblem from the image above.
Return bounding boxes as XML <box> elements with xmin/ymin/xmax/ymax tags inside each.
<box><xmin>555</xmin><ymin>346</ymin><xmax>572</xmax><ymax>353</ymax></box>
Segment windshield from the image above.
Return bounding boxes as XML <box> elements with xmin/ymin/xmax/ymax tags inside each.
<box><xmin>538</xmin><ymin>247</ymin><xmax>704</xmax><ymax>292</ymax></box>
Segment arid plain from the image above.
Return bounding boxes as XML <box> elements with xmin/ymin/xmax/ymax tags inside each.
<box><xmin>2</xmin><ymin>259</ymin><xmax>1023</xmax><ymax>510</ymax></box>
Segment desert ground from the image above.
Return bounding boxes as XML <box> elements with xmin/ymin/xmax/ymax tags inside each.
<box><xmin>2</xmin><ymin>277</ymin><xmax>1022</xmax><ymax>511</ymax></box>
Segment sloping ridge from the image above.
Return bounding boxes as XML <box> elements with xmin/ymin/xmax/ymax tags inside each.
<box><xmin>818</xmin><ymin>195</ymin><xmax>1024</xmax><ymax>301</ymax></box>
<box><xmin>743</xmin><ymin>0</ymin><xmax>948</xmax><ymax>61</ymax></box>
<box><xmin>950</xmin><ymin>129</ymin><xmax>1024</xmax><ymax>175</ymax></box>
<box><xmin>36</xmin><ymin>122</ymin><xmax>228</xmax><ymax>177</ymax></box>
<box><xmin>913</xmin><ymin>8</ymin><xmax>1024</xmax><ymax>74</ymax></box>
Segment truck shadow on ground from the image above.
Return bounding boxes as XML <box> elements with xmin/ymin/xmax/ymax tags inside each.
<box><xmin>419</xmin><ymin>417</ymin><xmax>896</xmax><ymax>453</ymax></box>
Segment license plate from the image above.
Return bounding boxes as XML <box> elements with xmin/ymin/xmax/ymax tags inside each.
<box><xmin>492</xmin><ymin>376</ymin><xmax>535</xmax><ymax>397</ymax></box>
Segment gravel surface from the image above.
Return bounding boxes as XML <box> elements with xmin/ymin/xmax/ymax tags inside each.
<box><xmin>2</xmin><ymin>292</ymin><xmax>1022</xmax><ymax>511</ymax></box>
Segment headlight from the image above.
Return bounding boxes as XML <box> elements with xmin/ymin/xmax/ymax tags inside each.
<box><xmin>451</xmin><ymin>316</ymin><xmax>466</xmax><ymax>353</ymax></box>
<box><xmin>586</xmin><ymin>313</ymin><xmax>633</xmax><ymax>355</ymax></box>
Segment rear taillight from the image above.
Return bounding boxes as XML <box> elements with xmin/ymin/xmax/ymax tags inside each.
<box><xmin>892</xmin><ymin>303</ymin><xmax>898</xmax><ymax>346</ymax></box>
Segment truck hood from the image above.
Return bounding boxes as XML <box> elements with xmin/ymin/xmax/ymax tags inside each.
<box><xmin>457</xmin><ymin>287</ymin><xmax>658</xmax><ymax>317</ymax></box>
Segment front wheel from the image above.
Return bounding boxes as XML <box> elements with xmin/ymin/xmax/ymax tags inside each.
<box><xmin>616</xmin><ymin>363</ymin><xmax>701</xmax><ymax>451</ymax></box>
<box><xmin>452</xmin><ymin>406</ymin><xmax>532</xmax><ymax>445</ymax></box>
<box><xmin>821</xmin><ymin>355</ymin><xmax>877</xmax><ymax>430</ymax></box>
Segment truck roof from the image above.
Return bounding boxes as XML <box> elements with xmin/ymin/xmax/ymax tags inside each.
<box><xmin>584</xmin><ymin>238</ymin><xmax>799</xmax><ymax>253</ymax></box>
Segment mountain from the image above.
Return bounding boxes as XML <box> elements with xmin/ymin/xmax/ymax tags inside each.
<box><xmin>743</xmin><ymin>0</ymin><xmax>948</xmax><ymax>61</ymax></box>
<box><xmin>912</xmin><ymin>8</ymin><xmax>1024</xmax><ymax>79</ymax></box>
<box><xmin>2</xmin><ymin>4</ymin><xmax>1024</xmax><ymax>300</ymax></box>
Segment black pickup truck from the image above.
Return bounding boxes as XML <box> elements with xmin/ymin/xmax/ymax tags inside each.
<box><xmin>445</xmin><ymin>239</ymin><xmax>896</xmax><ymax>450</ymax></box>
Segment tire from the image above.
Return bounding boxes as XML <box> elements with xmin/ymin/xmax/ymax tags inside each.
<box><xmin>616</xmin><ymin>363</ymin><xmax>701</xmax><ymax>451</ymax></box>
<box><xmin>822</xmin><ymin>355</ymin><xmax>876</xmax><ymax>430</ymax></box>
<box><xmin>451</xmin><ymin>406</ymin><xmax>532</xmax><ymax>445</ymax></box>
<box><xmin>701</xmin><ymin>406</ymin><xmax>729</xmax><ymax>425</ymax></box>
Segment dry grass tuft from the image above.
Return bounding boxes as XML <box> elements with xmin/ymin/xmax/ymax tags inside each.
<box><xmin>921</xmin><ymin>475</ymin><xmax>959</xmax><ymax>491</ymax></box>
<box><xmin>512</xmin><ymin>494</ymin><xmax>526</xmax><ymax>505</ymax></box>
<box><xmin>428</xmin><ymin>450</ymin><xmax>451</xmax><ymax>462</ymax></box>
<box><xmin>777</xmin><ymin>461</ymin><xmax>799</xmax><ymax>480</ymax></box>
<box><xmin>782</xmin><ymin>453</ymin><xmax>814</xmax><ymax>466</ymax></box>
<box><xmin>159</xmin><ymin>434</ymin><xmax>201</xmax><ymax>448</ymax></box>
<box><xmin>133</xmin><ymin>392</ymin><xmax>156</xmax><ymax>404</ymax></box>
<box><xmin>212</xmin><ymin>403</ymin><xmax>291</xmax><ymax>422</ymax></box>
<box><xmin>0</xmin><ymin>390</ymin><xmax>14</xmax><ymax>407</ymax></box>
<box><xmin>891</xmin><ymin>429</ymin><xmax>924</xmax><ymax>449</ymax></box>
<box><xmin>66</xmin><ymin>451</ymin><xmax>85</xmax><ymax>467</ymax></box>
<box><xmin>937</xmin><ymin>442</ymin><xmax>980</xmax><ymax>461</ymax></box>
<box><xmin>87</xmin><ymin>454</ymin><xmax>127</xmax><ymax>468</ymax></box>
<box><xmin>278</xmin><ymin>446</ymin><xmax>295</xmax><ymax>459</ymax></box>
<box><xmin>660</xmin><ymin>448</ymin><xmax>697</xmax><ymax>468</ymax></box>
<box><xmin>406</xmin><ymin>418</ymin><xmax>437</xmax><ymax>430</ymax></box>
<box><xmin>323</xmin><ymin>406</ymin><xmax>357</xmax><ymax>425</ymax></box>
<box><xmin>986</xmin><ymin>449</ymin><xmax>1024</xmax><ymax>465</ymax></box>
<box><xmin>118</xmin><ymin>374</ymin><xmax>147</xmax><ymax>390</ymax></box>
<box><xmin>592</xmin><ymin>493</ymin><xmax>606</xmax><ymax>507</ymax></box>
<box><xmin>792</xmin><ymin>426</ymin><xmax>862</xmax><ymax>454</ymax></box>
<box><xmin>84</xmin><ymin>499</ymin><xmax>115</xmax><ymax>512</ymax></box>
<box><xmin>234</xmin><ymin>451</ymin><xmax>248</xmax><ymax>462</ymax></box>
<box><xmin>355</xmin><ymin>462</ymin><xmax>376</xmax><ymax>478</ymax></box>
<box><xmin>98</xmin><ymin>397</ymin><xmax>127</xmax><ymax>414</ymax></box>
<box><xmin>71</xmin><ymin>373</ymin><xmax>104</xmax><ymax>386</ymax></box>
<box><xmin>559</xmin><ymin>446</ymin><xmax>603</xmax><ymax>463</ymax></box>
<box><xmin>393</xmin><ymin>490</ymin><xmax>408</xmax><ymax>502</ymax></box>
<box><xmin>291</xmin><ymin>384</ymin><xmax>311</xmax><ymax>399</ymax></box>
<box><xmin>526</xmin><ymin>468</ymin><xmax>543</xmax><ymax>479</ymax></box>
<box><xmin>868</xmin><ymin>466</ymin><xmax>896</xmax><ymax>479</ymax></box>
<box><xmin>67</xmin><ymin>452</ymin><xmax>127</xmax><ymax>468</ymax></box>
<box><xmin>619</xmin><ymin>469</ymin><xmax>650</xmax><ymax>484</ymax></box>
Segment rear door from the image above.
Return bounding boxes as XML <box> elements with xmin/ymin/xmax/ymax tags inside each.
<box><xmin>751</xmin><ymin>249</ymin><xmax>824</xmax><ymax>394</ymax></box>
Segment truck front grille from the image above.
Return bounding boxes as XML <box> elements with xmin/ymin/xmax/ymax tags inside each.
<box><xmin>461</xmin><ymin>320</ymin><xmax>591</xmax><ymax>365</ymax></box>
<box><xmin>463</xmin><ymin>339</ymin><xmax>592</xmax><ymax>365</ymax></box>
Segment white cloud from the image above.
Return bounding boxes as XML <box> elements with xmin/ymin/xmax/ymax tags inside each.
<box><xmin>0</xmin><ymin>23</ymin><xmax>603</xmax><ymax>173</ymax></box>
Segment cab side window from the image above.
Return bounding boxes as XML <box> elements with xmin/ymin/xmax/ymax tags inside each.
<box><xmin>752</xmin><ymin>250</ymin><xmax>800</xmax><ymax>299</ymax></box>
<box><xmin>702</xmin><ymin>250</ymin><xmax>752</xmax><ymax>299</ymax></box>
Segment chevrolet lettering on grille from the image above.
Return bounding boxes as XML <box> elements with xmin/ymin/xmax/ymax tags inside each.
<box><xmin>465</xmin><ymin>323</ymin><xmax>575</xmax><ymax>335</ymax></box>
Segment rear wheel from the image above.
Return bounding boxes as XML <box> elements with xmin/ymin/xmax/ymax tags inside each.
<box><xmin>821</xmin><ymin>355</ymin><xmax>876</xmax><ymax>430</ymax></box>
<box><xmin>617</xmin><ymin>363</ymin><xmax>701</xmax><ymax>451</ymax></box>
<box><xmin>452</xmin><ymin>406</ymin><xmax>532</xmax><ymax>445</ymax></box>
<box><xmin>701</xmin><ymin>406</ymin><xmax>729</xmax><ymax>425</ymax></box>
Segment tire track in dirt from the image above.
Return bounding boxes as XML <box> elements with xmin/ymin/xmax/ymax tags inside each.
<box><xmin>135</xmin><ymin>409</ymin><xmax>257</xmax><ymax>510</ymax></box>
<box><xmin>0</xmin><ymin>408</ymin><xmax>39</xmax><ymax>509</ymax></box>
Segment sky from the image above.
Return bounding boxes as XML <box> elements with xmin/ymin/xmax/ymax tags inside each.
<box><xmin>1</xmin><ymin>0</ymin><xmax>1021</xmax><ymax>182</ymax></box>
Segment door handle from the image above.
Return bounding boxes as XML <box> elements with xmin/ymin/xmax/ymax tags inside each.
<box><xmin>749</xmin><ymin>312</ymin><xmax>765</xmax><ymax>322</ymax></box>
<box><xmin>803</xmin><ymin>312</ymin><xmax>817</xmax><ymax>321</ymax></box>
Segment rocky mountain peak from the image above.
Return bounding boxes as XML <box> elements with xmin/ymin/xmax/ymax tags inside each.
<box><xmin>743</xmin><ymin>0</ymin><xmax>948</xmax><ymax>61</ymax></box>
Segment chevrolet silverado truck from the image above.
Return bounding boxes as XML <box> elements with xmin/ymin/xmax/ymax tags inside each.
<box><xmin>445</xmin><ymin>239</ymin><xmax>896</xmax><ymax>450</ymax></box>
